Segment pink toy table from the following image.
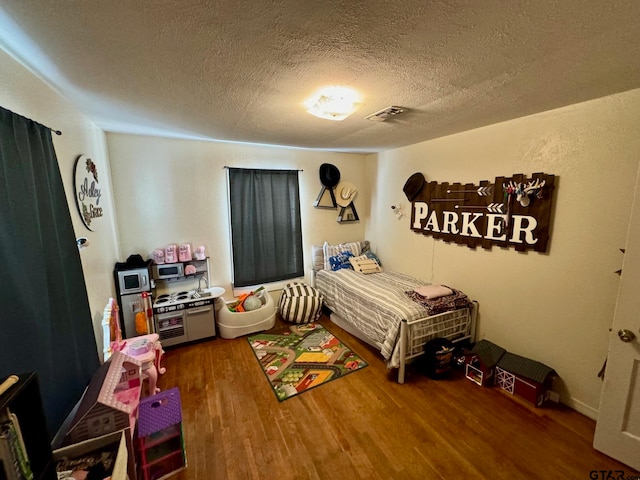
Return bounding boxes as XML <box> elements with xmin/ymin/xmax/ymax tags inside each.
<box><xmin>122</xmin><ymin>333</ymin><xmax>166</xmax><ymax>396</ymax></box>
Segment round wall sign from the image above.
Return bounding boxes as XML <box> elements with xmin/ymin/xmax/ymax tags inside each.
<box><xmin>74</xmin><ymin>154</ymin><xmax>104</xmax><ymax>231</ymax></box>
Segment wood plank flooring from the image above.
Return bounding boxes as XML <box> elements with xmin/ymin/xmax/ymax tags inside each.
<box><xmin>157</xmin><ymin>314</ymin><xmax>636</xmax><ymax>480</ymax></box>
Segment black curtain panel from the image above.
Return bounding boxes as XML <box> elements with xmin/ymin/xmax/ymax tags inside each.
<box><xmin>228</xmin><ymin>168</ymin><xmax>304</xmax><ymax>287</ymax></box>
<box><xmin>0</xmin><ymin>107</ymin><xmax>99</xmax><ymax>438</ymax></box>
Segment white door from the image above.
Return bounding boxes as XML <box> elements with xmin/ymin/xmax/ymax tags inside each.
<box><xmin>593</xmin><ymin>166</ymin><xmax>640</xmax><ymax>470</ymax></box>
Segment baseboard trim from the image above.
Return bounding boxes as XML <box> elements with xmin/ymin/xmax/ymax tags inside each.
<box><xmin>561</xmin><ymin>395</ymin><xmax>599</xmax><ymax>420</ymax></box>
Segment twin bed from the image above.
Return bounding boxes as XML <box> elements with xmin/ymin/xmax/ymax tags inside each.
<box><xmin>310</xmin><ymin>242</ymin><xmax>477</xmax><ymax>383</ymax></box>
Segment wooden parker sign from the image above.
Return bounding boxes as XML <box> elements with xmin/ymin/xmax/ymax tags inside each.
<box><xmin>409</xmin><ymin>173</ymin><xmax>555</xmax><ymax>252</ymax></box>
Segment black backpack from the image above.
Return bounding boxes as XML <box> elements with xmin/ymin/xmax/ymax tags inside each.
<box><xmin>420</xmin><ymin>338</ymin><xmax>455</xmax><ymax>379</ymax></box>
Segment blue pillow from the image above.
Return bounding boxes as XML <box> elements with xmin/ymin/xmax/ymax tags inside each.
<box><xmin>329</xmin><ymin>251</ymin><xmax>354</xmax><ymax>271</ymax></box>
<box><xmin>364</xmin><ymin>250</ymin><xmax>382</xmax><ymax>266</ymax></box>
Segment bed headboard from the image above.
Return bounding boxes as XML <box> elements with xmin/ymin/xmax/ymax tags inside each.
<box><xmin>311</xmin><ymin>244</ymin><xmax>325</xmax><ymax>271</ymax></box>
<box><xmin>309</xmin><ymin>241</ymin><xmax>377</xmax><ymax>286</ymax></box>
<box><xmin>311</xmin><ymin>240</ymin><xmax>377</xmax><ymax>268</ymax></box>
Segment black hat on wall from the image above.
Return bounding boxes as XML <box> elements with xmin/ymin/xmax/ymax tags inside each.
<box><xmin>403</xmin><ymin>172</ymin><xmax>426</xmax><ymax>201</ymax></box>
<box><xmin>319</xmin><ymin>163</ymin><xmax>341</xmax><ymax>188</ymax></box>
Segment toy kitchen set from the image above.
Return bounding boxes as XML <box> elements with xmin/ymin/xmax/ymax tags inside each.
<box><xmin>113</xmin><ymin>244</ymin><xmax>225</xmax><ymax>347</ymax></box>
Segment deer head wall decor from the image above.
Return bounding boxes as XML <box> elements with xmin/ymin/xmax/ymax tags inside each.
<box><xmin>504</xmin><ymin>178</ymin><xmax>546</xmax><ymax>207</ymax></box>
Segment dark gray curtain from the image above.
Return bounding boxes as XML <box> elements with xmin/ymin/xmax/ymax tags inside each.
<box><xmin>229</xmin><ymin>168</ymin><xmax>304</xmax><ymax>287</ymax></box>
<box><xmin>0</xmin><ymin>107</ymin><xmax>99</xmax><ymax>438</ymax></box>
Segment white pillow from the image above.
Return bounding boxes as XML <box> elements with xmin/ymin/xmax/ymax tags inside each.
<box><xmin>322</xmin><ymin>241</ymin><xmax>361</xmax><ymax>270</ymax></box>
<box><xmin>349</xmin><ymin>254</ymin><xmax>382</xmax><ymax>274</ymax></box>
<box><xmin>311</xmin><ymin>244</ymin><xmax>324</xmax><ymax>271</ymax></box>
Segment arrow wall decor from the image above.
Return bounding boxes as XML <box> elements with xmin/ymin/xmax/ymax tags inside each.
<box><xmin>408</xmin><ymin>173</ymin><xmax>555</xmax><ymax>252</ymax></box>
<box><xmin>446</xmin><ymin>186</ymin><xmax>493</xmax><ymax>196</ymax></box>
<box><xmin>454</xmin><ymin>202</ymin><xmax>505</xmax><ymax>213</ymax></box>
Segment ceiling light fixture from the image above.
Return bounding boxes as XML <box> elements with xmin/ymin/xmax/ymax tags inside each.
<box><xmin>304</xmin><ymin>86</ymin><xmax>360</xmax><ymax>121</ymax></box>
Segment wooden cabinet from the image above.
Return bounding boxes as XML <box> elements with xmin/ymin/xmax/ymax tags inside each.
<box><xmin>0</xmin><ymin>372</ymin><xmax>55</xmax><ymax>480</ymax></box>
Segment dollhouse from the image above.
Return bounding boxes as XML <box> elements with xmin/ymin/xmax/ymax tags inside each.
<box><xmin>62</xmin><ymin>350</ymin><xmax>142</xmax><ymax>445</ymax></box>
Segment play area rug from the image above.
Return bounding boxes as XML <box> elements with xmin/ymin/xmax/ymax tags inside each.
<box><xmin>247</xmin><ymin>323</ymin><xmax>368</xmax><ymax>401</ymax></box>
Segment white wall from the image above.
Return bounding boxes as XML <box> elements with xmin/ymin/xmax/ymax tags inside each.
<box><xmin>0</xmin><ymin>49</ymin><xmax>121</xmax><ymax>357</ymax></box>
<box><xmin>106</xmin><ymin>134</ymin><xmax>368</xmax><ymax>296</ymax></box>
<box><xmin>365</xmin><ymin>89</ymin><xmax>640</xmax><ymax>418</ymax></box>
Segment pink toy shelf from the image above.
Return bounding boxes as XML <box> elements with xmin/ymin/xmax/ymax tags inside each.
<box><xmin>136</xmin><ymin>387</ymin><xmax>186</xmax><ymax>480</ymax></box>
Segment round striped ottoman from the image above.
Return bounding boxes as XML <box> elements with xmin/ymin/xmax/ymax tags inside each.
<box><xmin>279</xmin><ymin>282</ymin><xmax>324</xmax><ymax>324</ymax></box>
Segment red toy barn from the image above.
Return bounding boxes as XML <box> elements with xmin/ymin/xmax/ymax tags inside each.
<box><xmin>465</xmin><ymin>339</ymin><xmax>556</xmax><ymax>407</ymax></box>
<box><xmin>464</xmin><ymin>340</ymin><xmax>506</xmax><ymax>387</ymax></box>
<box><xmin>495</xmin><ymin>352</ymin><xmax>555</xmax><ymax>407</ymax></box>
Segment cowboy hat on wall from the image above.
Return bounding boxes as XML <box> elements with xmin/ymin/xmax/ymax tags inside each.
<box><xmin>335</xmin><ymin>180</ymin><xmax>360</xmax><ymax>222</ymax></box>
<box><xmin>335</xmin><ymin>181</ymin><xmax>358</xmax><ymax>207</ymax></box>
<box><xmin>319</xmin><ymin>163</ymin><xmax>341</xmax><ymax>188</ymax></box>
<box><xmin>314</xmin><ymin>163</ymin><xmax>341</xmax><ymax>208</ymax></box>
<box><xmin>403</xmin><ymin>172</ymin><xmax>426</xmax><ymax>202</ymax></box>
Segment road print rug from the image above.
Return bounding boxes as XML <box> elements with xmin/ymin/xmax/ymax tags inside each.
<box><xmin>247</xmin><ymin>323</ymin><xmax>368</xmax><ymax>401</ymax></box>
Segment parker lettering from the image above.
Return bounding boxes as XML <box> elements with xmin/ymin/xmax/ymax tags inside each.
<box><xmin>407</xmin><ymin>173</ymin><xmax>554</xmax><ymax>252</ymax></box>
<box><xmin>412</xmin><ymin>202</ymin><xmax>538</xmax><ymax>245</ymax></box>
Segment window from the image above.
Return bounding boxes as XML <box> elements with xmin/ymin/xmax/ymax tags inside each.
<box><xmin>228</xmin><ymin>167</ymin><xmax>304</xmax><ymax>288</ymax></box>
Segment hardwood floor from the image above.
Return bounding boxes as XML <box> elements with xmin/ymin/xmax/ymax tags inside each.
<box><xmin>157</xmin><ymin>314</ymin><xmax>636</xmax><ymax>480</ymax></box>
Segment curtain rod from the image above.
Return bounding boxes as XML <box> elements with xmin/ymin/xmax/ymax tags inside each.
<box><xmin>2</xmin><ymin>106</ymin><xmax>62</xmax><ymax>135</ymax></box>
<box><xmin>223</xmin><ymin>166</ymin><xmax>303</xmax><ymax>172</ymax></box>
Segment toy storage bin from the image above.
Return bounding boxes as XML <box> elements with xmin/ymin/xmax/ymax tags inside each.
<box><xmin>217</xmin><ymin>289</ymin><xmax>276</xmax><ymax>339</ymax></box>
<box><xmin>136</xmin><ymin>387</ymin><xmax>186</xmax><ymax>480</ymax></box>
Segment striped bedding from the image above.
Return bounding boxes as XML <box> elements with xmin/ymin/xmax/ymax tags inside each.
<box><xmin>315</xmin><ymin>269</ymin><xmax>437</xmax><ymax>368</ymax></box>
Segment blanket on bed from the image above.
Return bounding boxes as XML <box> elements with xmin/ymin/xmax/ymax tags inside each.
<box><xmin>405</xmin><ymin>287</ymin><xmax>474</xmax><ymax>316</ymax></box>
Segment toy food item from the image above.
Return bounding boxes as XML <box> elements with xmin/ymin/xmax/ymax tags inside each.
<box><xmin>135</xmin><ymin>310</ymin><xmax>148</xmax><ymax>335</ymax></box>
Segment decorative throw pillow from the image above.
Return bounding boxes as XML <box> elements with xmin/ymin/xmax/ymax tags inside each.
<box><xmin>364</xmin><ymin>250</ymin><xmax>382</xmax><ymax>266</ymax></box>
<box><xmin>349</xmin><ymin>254</ymin><xmax>382</xmax><ymax>274</ymax></box>
<box><xmin>322</xmin><ymin>241</ymin><xmax>361</xmax><ymax>270</ymax></box>
<box><xmin>329</xmin><ymin>251</ymin><xmax>355</xmax><ymax>271</ymax></box>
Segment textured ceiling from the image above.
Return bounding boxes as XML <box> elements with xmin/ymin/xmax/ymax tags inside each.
<box><xmin>1</xmin><ymin>1</ymin><xmax>640</xmax><ymax>153</ymax></box>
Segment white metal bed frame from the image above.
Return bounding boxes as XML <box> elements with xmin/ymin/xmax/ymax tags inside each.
<box><xmin>397</xmin><ymin>300</ymin><xmax>478</xmax><ymax>383</ymax></box>
<box><xmin>328</xmin><ymin>301</ymin><xmax>478</xmax><ymax>384</ymax></box>
<box><xmin>310</xmin><ymin>268</ymin><xmax>478</xmax><ymax>384</ymax></box>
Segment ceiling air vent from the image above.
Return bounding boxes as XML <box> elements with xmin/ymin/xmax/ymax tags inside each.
<box><xmin>365</xmin><ymin>106</ymin><xmax>406</xmax><ymax>122</ymax></box>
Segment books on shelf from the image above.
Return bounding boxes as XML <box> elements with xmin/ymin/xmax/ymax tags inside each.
<box><xmin>0</xmin><ymin>411</ymin><xmax>33</xmax><ymax>480</ymax></box>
